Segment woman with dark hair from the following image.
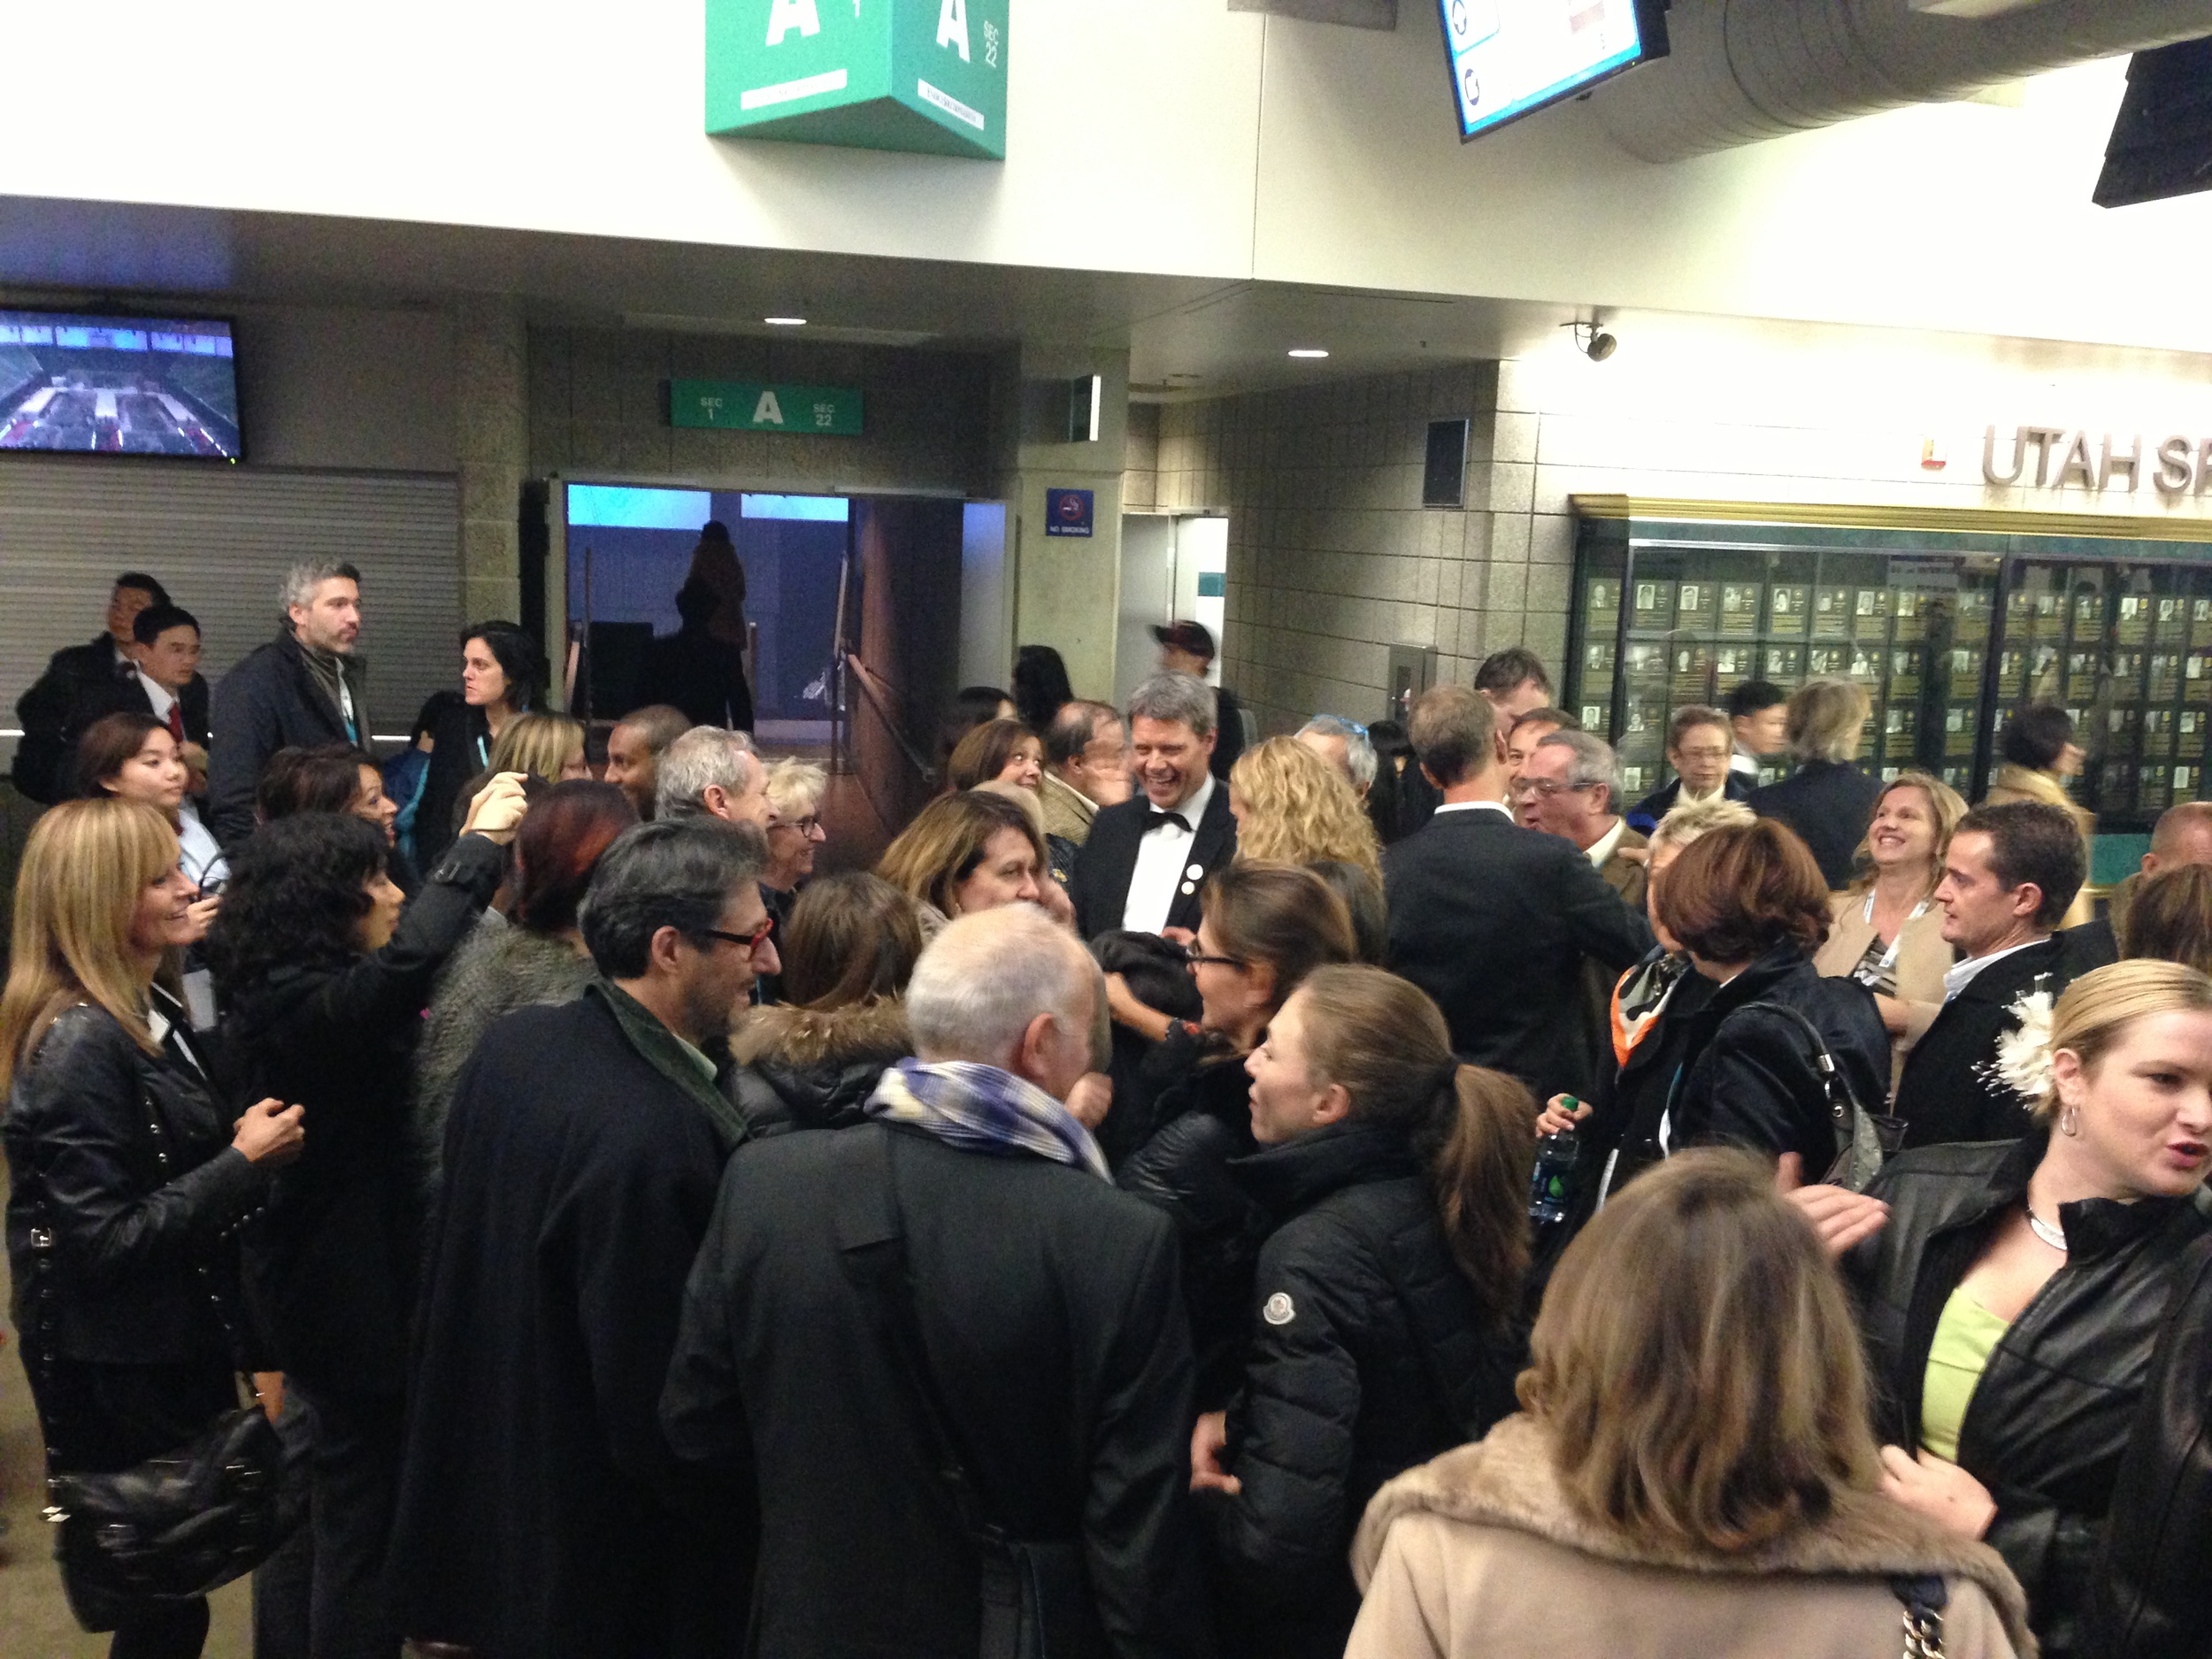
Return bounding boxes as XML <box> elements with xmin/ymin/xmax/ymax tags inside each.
<box><xmin>1987</xmin><ymin>703</ymin><xmax>2095</xmax><ymax>927</ymax></box>
<box><xmin>1647</xmin><ymin>818</ymin><xmax>1889</xmax><ymax>1178</ymax></box>
<box><xmin>1198</xmin><ymin>964</ymin><xmax>1536</xmax><ymax>1659</ymax></box>
<box><xmin>685</xmin><ymin>518</ymin><xmax>748</xmax><ymax>646</ymax></box>
<box><xmin>944</xmin><ymin>717</ymin><xmax>1044</xmax><ymax>795</ymax></box>
<box><xmin>728</xmin><ymin>872</ymin><xmax>922</xmax><ymax>1139</ymax></box>
<box><xmin>1118</xmin><ymin>863</ymin><xmax>1359</xmax><ymax>1397</ymax></box>
<box><xmin>413</xmin><ymin>780</ymin><xmax>638</xmax><ymax>1199</ymax></box>
<box><xmin>2120</xmin><ymin>861</ymin><xmax>2212</xmax><ymax>973</ymax></box>
<box><xmin>1309</xmin><ymin>859</ymin><xmax>1387</xmax><ymax>964</ymax></box>
<box><xmin>641</xmin><ymin>577</ymin><xmax>753</xmax><ymax>733</ymax></box>
<box><xmin>76</xmin><ymin>710</ymin><xmax>227</xmax><ymax>892</ymax></box>
<box><xmin>206</xmin><ymin>774</ymin><xmax>527</xmax><ymax>1659</ymax></box>
<box><xmin>936</xmin><ymin>685</ymin><xmax>1016</xmax><ymax>772</ymax></box>
<box><xmin>416</xmin><ymin>620</ymin><xmax>546</xmax><ymax>871</ymax></box>
<box><xmin>384</xmin><ymin>688</ymin><xmax>463</xmax><ymax>867</ymax></box>
<box><xmin>876</xmin><ymin>788</ymin><xmax>1048</xmax><ymax>935</ymax></box>
<box><xmin>257</xmin><ymin>742</ymin><xmax>413</xmax><ymax>890</ymax></box>
<box><xmin>2</xmin><ymin>799</ymin><xmax>304</xmax><ymax>1659</ymax></box>
<box><xmin>1010</xmin><ymin>643</ymin><xmax>1073</xmax><ymax>735</ymax></box>
<box><xmin>1348</xmin><ymin>1151</ymin><xmax>2031</xmax><ymax>1659</ymax></box>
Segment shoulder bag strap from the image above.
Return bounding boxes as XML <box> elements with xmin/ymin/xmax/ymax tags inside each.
<box><xmin>1892</xmin><ymin>1573</ymin><xmax>1948</xmax><ymax>1657</ymax></box>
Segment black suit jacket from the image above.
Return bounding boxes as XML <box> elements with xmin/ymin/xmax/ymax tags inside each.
<box><xmin>12</xmin><ymin>634</ymin><xmax>134</xmax><ymax>802</ymax></box>
<box><xmin>1624</xmin><ymin>771</ymin><xmax>1753</xmax><ymax>835</ymax></box>
<box><xmin>1382</xmin><ymin>808</ymin><xmax>1654</xmax><ymax>1102</ymax></box>
<box><xmin>1071</xmin><ymin>784</ymin><xmax>1238</xmax><ymax>941</ymax></box>
<box><xmin>1747</xmin><ymin>759</ymin><xmax>1885</xmax><ymax>888</ymax></box>
<box><xmin>64</xmin><ymin>671</ymin><xmax>210</xmax><ymax>752</ymax></box>
<box><xmin>207</xmin><ymin>632</ymin><xmax>370</xmax><ymax>849</ymax></box>
<box><xmin>1894</xmin><ymin>935</ymin><xmax>2070</xmax><ymax>1150</ymax></box>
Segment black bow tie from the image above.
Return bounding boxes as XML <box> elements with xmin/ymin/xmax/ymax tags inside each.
<box><xmin>1148</xmin><ymin>810</ymin><xmax>1192</xmax><ymax>833</ymax></box>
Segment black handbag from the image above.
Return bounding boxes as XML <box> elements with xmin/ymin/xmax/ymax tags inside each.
<box><xmin>838</xmin><ymin>1129</ymin><xmax>1110</xmax><ymax>1659</ymax></box>
<box><xmin>25</xmin><ymin>1072</ymin><xmax>303</xmax><ymax>1613</ymax></box>
<box><xmin>1733</xmin><ymin>1001</ymin><xmax>1905</xmax><ymax>1193</ymax></box>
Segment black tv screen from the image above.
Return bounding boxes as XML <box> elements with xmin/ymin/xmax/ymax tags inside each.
<box><xmin>0</xmin><ymin>310</ymin><xmax>241</xmax><ymax>460</ymax></box>
<box><xmin>1438</xmin><ymin>0</ymin><xmax>1669</xmax><ymax>142</ymax></box>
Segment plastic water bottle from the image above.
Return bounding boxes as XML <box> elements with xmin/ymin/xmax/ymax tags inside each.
<box><xmin>1528</xmin><ymin>1119</ymin><xmax>1581</xmax><ymax>1225</ymax></box>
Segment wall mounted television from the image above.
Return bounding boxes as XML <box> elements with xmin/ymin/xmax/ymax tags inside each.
<box><xmin>0</xmin><ymin>310</ymin><xmax>242</xmax><ymax>461</ymax></box>
<box><xmin>1438</xmin><ymin>0</ymin><xmax>1670</xmax><ymax>143</ymax></box>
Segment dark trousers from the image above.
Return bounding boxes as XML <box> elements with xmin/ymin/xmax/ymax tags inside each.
<box><xmin>288</xmin><ymin>1379</ymin><xmax>405</xmax><ymax>1659</ymax></box>
<box><xmin>108</xmin><ymin>1600</ymin><xmax>210</xmax><ymax>1659</ymax></box>
<box><xmin>253</xmin><ymin>1386</ymin><xmax>317</xmax><ymax>1659</ymax></box>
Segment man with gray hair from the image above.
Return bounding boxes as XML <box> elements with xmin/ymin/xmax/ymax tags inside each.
<box><xmin>392</xmin><ymin>818</ymin><xmax>773</xmax><ymax>1658</ymax></box>
<box><xmin>655</xmin><ymin>724</ymin><xmax>775</xmax><ymax>828</ymax></box>
<box><xmin>1516</xmin><ymin>728</ymin><xmax>1648</xmax><ymax>908</ymax></box>
<box><xmin>1070</xmin><ymin>671</ymin><xmax>1238</xmax><ymax>940</ymax></box>
<box><xmin>664</xmin><ymin>904</ymin><xmax>1210</xmax><ymax>1655</ymax></box>
<box><xmin>1295</xmin><ymin>715</ymin><xmax>1379</xmax><ymax>798</ymax></box>
<box><xmin>207</xmin><ymin>557</ymin><xmax>371</xmax><ymax>847</ymax></box>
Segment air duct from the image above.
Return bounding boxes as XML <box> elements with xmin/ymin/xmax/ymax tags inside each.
<box><xmin>1590</xmin><ymin>0</ymin><xmax>2212</xmax><ymax>163</ymax></box>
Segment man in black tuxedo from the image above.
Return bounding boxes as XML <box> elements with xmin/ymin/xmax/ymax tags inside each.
<box><xmin>1070</xmin><ymin>672</ymin><xmax>1238</xmax><ymax>943</ymax></box>
<box><xmin>64</xmin><ymin>602</ymin><xmax>211</xmax><ymax>760</ymax></box>
<box><xmin>11</xmin><ymin>569</ymin><xmax>169</xmax><ymax>803</ymax></box>
<box><xmin>1382</xmin><ymin>684</ymin><xmax>1652</xmax><ymax>1104</ymax></box>
<box><xmin>1895</xmin><ymin>801</ymin><xmax>2085</xmax><ymax>1149</ymax></box>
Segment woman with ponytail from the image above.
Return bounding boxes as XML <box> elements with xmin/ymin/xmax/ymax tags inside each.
<box><xmin>1192</xmin><ymin>964</ymin><xmax>1534</xmax><ymax>1659</ymax></box>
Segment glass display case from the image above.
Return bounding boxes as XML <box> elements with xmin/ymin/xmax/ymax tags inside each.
<box><xmin>1568</xmin><ymin>511</ymin><xmax>2212</xmax><ymax>834</ymax></box>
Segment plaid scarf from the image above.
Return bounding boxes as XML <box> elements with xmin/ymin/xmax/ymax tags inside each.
<box><xmin>865</xmin><ymin>1058</ymin><xmax>1110</xmax><ymax>1181</ymax></box>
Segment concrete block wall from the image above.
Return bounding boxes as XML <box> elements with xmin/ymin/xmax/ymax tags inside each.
<box><xmin>1139</xmin><ymin>361</ymin><xmax>1567</xmax><ymax>734</ymax></box>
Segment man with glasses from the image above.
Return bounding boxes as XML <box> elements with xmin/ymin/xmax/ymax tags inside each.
<box><xmin>1502</xmin><ymin>706</ymin><xmax>1575</xmax><ymax>826</ymax></box>
<box><xmin>1624</xmin><ymin>703</ymin><xmax>1750</xmax><ymax>834</ymax></box>
<box><xmin>391</xmin><ymin>818</ymin><xmax>773</xmax><ymax>1659</ymax></box>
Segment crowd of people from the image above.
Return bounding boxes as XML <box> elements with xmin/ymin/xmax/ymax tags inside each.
<box><xmin>4</xmin><ymin>561</ymin><xmax>2211</xmax><ymax>1659</ymax></box>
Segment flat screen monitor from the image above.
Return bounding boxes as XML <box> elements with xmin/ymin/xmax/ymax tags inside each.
<box><xmin>0</xmin><ymin>310</ymin><xmax>242</xmax><ymax>460</ymax></box>
<box><xmin>1438</xmin><ymin>0</ymin><xmax>1669</xmax><ymax>142</ymax></box>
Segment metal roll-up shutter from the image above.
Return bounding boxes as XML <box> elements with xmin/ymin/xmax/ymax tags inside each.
<box><xmin>0</xmin><ymin>460</ymin><xmax>459</xmax><ymax>750</ymax></box>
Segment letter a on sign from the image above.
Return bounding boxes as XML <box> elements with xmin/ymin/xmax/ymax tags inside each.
<box><xmin>765</xmin><ymin>0</ymin><xmax>819</xmax><ymax>46</ymax></box>
<box><xmin>937</xmin><ymin>0</ymin><xmax>971</xmax><ymax>60</ymax></box>
<box><xmin>753</xmin><ymin>389</ymin><xmax>786</xmax><ymax>426</ymax></box>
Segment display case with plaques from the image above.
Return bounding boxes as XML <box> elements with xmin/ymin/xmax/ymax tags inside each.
<box><xmin>1569</xmin><ymin>509</ymin><xmax>2212</xmax><ymax>836</ymax></box>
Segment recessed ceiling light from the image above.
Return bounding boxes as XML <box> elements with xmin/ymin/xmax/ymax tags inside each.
<box><xmin>1287</xmin><ymin>347</ymin><xmax>1329</xmax><ymax>358</ymax></box>
<box><xmin>764</xmin><ymin>316</ymin><xmax>808</xmax><ymax>326</ymax></box>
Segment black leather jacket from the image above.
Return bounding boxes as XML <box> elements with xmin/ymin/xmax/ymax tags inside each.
<box><xmin>1846</xmin><ymin>1134</ymin><xmax>2211</xmax><ymax>1658</ymax></box>
<box><xmin>2088</xmin><ymin>1232</ymin><xmax>2212</xmax><ymax>1659</ymax></box>
<box><xmin>4</xmin><ymin>993</ymin><xmax>268</xmax><ymax>1368</ymax></box>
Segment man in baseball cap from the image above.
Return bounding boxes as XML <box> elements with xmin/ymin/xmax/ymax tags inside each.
<box><xmin>1152</xmin><ymin>619</ymin><xmax>1245</xmax><ymax>780</ymax></box>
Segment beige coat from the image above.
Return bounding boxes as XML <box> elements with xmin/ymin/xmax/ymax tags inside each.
<box><xmin>1983</xmin><ymin>764</ymin><xmax>2097</xmax><ymax>929</ymax></box>
<box><xmin>1348</xmin><ymin>1415</ymin><xmax>2033</xmax><ymax>1659</ymax></box>
<box><xmin>1815</xmin><ymin>887</ymin><xmax>1954</xmax><ymax>1091</ymax></box>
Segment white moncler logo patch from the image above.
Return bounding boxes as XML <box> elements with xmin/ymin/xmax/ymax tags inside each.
<box><xmin>1262</xmin><ymin>1292</ymin><xmax>1295</xmax><ymax>1326</ymax></box>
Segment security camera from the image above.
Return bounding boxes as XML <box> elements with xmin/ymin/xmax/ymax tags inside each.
<box><xmin>1563</xmin><ymin>319</ymin><xmax>1617</xmax><ymax>362</ymax></box>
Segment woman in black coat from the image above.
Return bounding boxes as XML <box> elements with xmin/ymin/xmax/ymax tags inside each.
<box><xmin>1745</xmin><ymin>675</ymin><xmax>1883</xmax><ymax>889</ymax></box>
<box><xmin>1645</xmin><ymin>818</ymin><xmax>1888</xmax><ymax>1178</ymax></box>
<box><xmin>206</xmin><ymin>779</ymin><xmax>525</xmax><ymax>1659</ymax></box>
<box><xmin>1196</xmin><ymin>964</ymin><xmax>1533</xmax><ymax>1659</ymax></box>
<box><xmin>1</xmin><ymin>798</ymin><xmax>304</xmax><ymax>1657</ymax></box>
<box><xmin>414</xmin><ymin>619</ymin><xmax>543</xmax><ymax>871</ymax></box>
<box><xmin>1844</xmin><ymin>960</ymin><xmax>2212</xmax><ymax>1659</ymax></box>
<box><xmin>1115</xmin><ymin>864</ymin><xmax>1357</xmax><ymax>1401</ymax></box>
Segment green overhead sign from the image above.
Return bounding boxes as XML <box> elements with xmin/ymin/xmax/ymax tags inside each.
<box><xmin>704</xmin><ymin>0</ymin><xmax>1009</xmax><ymax>161</ymax></box>
<box><xmin>670</xmin><ymin>380</ymin><xmax>864</xmax><ymax>435</ymax></box>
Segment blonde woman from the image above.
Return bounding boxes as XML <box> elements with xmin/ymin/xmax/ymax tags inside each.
<box><xmin>1744</xmin><ymin>676</ymin><xmax>1879</xmax><ymax>888</ymax></box>
<box><xmin>1987</xmin><ymin>704</ymin><xmax>2097</xmax><ymax>928</ymax></box>
<box><xmin>450</xmin><ymin>711</ymin><xmax>588</xmax><ymax>839</ymax></box>
<box><xmin>1815</xmin><ymin>769</ymin><xmax>1966</xmax><ymax>1083</ymax></box>
<box><xmin>1228</xmin><ymin>735</ymin><xmax>1381</xmax><ymax>881</ymax></box>
<box><xmin>1348</xmin><ymin>1150</ymin><xmax>2030</xmax><ymax>1659</ymax></box>
<box><xmin>1</xmin><ymin>799</ymin><xmax>303</xmax><ymax>1654</ymax></box>
<box><xmin>877</xmin><ymin>789</ymin><xmax>1048</xmax><ymax>937</ymax></box>
<box><xmin>1846</xmin><ymin>959</ymin><xmax>2212</xmax><ymax>1655</ymax></box>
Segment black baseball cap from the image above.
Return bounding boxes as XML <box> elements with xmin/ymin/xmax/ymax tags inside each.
<box><xmin>1152</xmin><ymin>619</ymin><xmax>1216</xmax><ymax>660</ymax></box>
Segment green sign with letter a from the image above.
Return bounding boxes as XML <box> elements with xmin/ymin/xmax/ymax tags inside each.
<box><xmin>670</xmin><ymin>380</ymin><xmax>864</xmax><ymax>435</ymax></box>
<box><xmin>705</xmin><ymin>0</ymin><xmax>1009</xmax><ymax>161</ymax></box>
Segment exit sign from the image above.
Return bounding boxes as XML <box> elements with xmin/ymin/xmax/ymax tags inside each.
<box><xmin>669</xmin><ymin>380</ymin><xmax>864</xmax><ymax>435</ymax></box>
<box><xmin>705</xmin><ymin>0</ymin><xmax>1009</xmax><ymax>161</ymax></box>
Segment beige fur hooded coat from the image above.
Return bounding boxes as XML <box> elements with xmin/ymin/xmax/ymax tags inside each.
<box><xmin>1348</xmin><ymin>1415</ymin><xmax>2034</xmax><ymax>1659</ymax></box>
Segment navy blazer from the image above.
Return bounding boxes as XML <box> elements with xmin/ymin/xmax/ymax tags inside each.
<box><xmin>1624</xmin><ymin>771</ymin><xmax>1754</xmax><ymax>836</ymax></box>
<box><xmin>1070</xmin><ymin>784</ymin><xmax>1238</xmax><ymax>941</ymax></box>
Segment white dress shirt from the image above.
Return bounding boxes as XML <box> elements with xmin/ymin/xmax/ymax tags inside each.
<box><xmin>1585</xmin><ymin>817</ymin><xmax>1627</xmax><ymax>868</ymax></box>
<box><xmin>1942</xmin><ymin>937</ymin><xmax>2047</xmax><ymax>1002</ymax></box>
<box><xmin>1430</xmin><ymin>799</ymin><xmax>1514</xmax><ymax>819</ymax></box>
<box><xmin>1122</xmin><ymin>772</ymin><xmax>1217</xmax><ymax>934</ymax></box>
<box><xmin>137</xmin><ymin>669</ymin><xmax>179</xmax><ymax>726</ymax></box>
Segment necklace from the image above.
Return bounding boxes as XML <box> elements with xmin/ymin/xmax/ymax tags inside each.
<box><xmin>2026</xmin><ymin>1206</ymin><xmax>2068</xmax><ymax>1253</ymax></box>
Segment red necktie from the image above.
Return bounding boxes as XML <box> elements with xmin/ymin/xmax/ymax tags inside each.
<box><xmin>166</xmin><ymin>703</ymin><xmax>185</xmax><ymax>743</ymax></box>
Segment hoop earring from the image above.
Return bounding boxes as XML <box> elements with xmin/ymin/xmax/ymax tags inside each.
<box><xmin>2058</xmin><ymin>1103</ymin><xmax>2080</xmax><ymax>1138</ymax></box>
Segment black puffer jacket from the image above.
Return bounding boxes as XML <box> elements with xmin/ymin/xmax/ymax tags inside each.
<box><xmin>4</xmin><ymin>991</ymin><xmax>267</xmax><ymax>1367</ymax></box>
<box><xmin>1846</xmin><ymin>1134</ymin><xmax>2211</xmax><ymax>1659</ymax></box>
<box><xmin>1118</xmin><ymin>1026</ymin><xmax>1266</xmax><ymax>1405</ymax></box>
<box><xmin>1672</xmin><ymin>941</ymin><xmax>1889</xmax><ymax>1179</ymax></box>
<box><xmin>2092</xmin><ymin>1231</ymin><xmax>2212</xmax><ymax>1659</ymax></box>
<box><xmin>1210</xmin><ymin>1121</ymin><xmax>1525</xmax><ymax>1659</ymax></box>
<box><xmin>217</xmin><ymin>834</ymin><xmax>502</xmax><ymax>1394</ymax></box>
<box><xmin>726</xmin><ymin>997</ymin><xmax>911</xmax><ymax>1137</ymax></box>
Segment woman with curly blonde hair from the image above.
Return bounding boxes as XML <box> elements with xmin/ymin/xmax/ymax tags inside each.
<box><xmin>1229</xmin><ymin>736</ymin><xmax>1380</xmax><ymax>881</ymax></box>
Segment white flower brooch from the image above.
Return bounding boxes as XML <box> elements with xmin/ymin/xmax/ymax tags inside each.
<box><xmin>1990</xmin><ymin>987</ymin><xmax>2057</xmax><ymax>1102</ymax></box>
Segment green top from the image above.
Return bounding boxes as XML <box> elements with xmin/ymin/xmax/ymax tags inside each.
<box><xmin>1921</xmin><ymin>1286</ymin><xmax>2010</xmax><ymax>1463</ymax></box>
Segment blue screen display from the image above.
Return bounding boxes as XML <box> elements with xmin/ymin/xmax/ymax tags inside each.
<box><xmin>0</xmin><ymin>310</ymin><xmax>240</xmax><ymax>459</ymax></box>
<box><xmin>1438</xmin><ymin>0</ymin><xmax>1663</xmax><ymax>142</ymax></box>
